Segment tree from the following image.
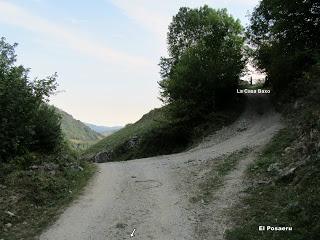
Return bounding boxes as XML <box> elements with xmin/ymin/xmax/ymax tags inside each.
<box><xmin>32</xmin><ymin>104</ymin><xmax>62</xmax><ymax>152</ymax></box>
<box><xmin>159</xmin><ymin>6</ymin><xmax>245</xmax><ymax>122</ymax></box>
<box><xmin>0</xmin><ymin>37</ymin><xmax>62</xmax><ymax>162</ymax></box>
<box><xmin>248</xmin><ymin>0</ymin><xmax>320</xmax><ymax>93</ymax></box>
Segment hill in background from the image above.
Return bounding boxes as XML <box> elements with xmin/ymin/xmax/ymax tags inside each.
<box><xmin>55</xmin><ymin>108</ymin><xmax>103</xmax><ymax>150</ymax></box>
<box><xmin>85</xmin><ymin>123</ymin><xmax>122</xmax><ymax>136</ymax></box>
<box><xmin>84</xmin><ymin>99</ymin><xmax>245</xmax><ymax>163</ymax></box>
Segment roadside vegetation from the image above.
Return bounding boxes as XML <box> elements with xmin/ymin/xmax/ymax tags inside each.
<box><xmin>225</xmin><ymin>0</ymin><xmax>320</xmax><ymax>239</ymax></box>
<box><xmin>190</xmin><ymin>148</ymin><xmax>251</xmax><ymax>204</ymax></box>
<box><xmin>0</xmin><ymin>37</ymin><xmax>95</xmax><ymax>239</ymax></box>
<box><xmin>86</xmin><ymin>6</ymin><xmax>247</xmax><ymax>162</ymax></box>
<box><xmin>0</xmin><ymin>150</ymin><xmax>95</xmax><ymax>240</ymax></box>
<box><xmin>226</xmin><ymin>118</ymin><xmax>319</xmax><ymax>240</ymax></box>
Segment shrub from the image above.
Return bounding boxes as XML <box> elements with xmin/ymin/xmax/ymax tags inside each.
<box><xmin>31</xmin><ymin>105</ymin><xmax>62</xmax><ymax>153</ymax></box>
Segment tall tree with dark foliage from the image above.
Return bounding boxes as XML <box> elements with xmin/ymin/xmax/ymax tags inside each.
<box><xmin>0</xmin><ymin>37</ymin><xmax>62</xmax><ymax>162</ymax></box>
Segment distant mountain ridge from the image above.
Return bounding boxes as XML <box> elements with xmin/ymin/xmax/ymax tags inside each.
<box><xmin>85</xmin><ymin>123</ymin><xmax>122</xmax><ymax>136</ymax></box>
<box><xmin>55</xmin><ymin>108</ymin><xmax>103</xmax><ymax>150</ymax></box>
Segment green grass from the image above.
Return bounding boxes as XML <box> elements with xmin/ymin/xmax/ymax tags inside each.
<box><xmin>0</xmin><ymin>150</ymin><xmax>96</xmax><ymax>240</ymax></box>
<box><xmin>225</xmin><ymin>128</ymin><xmax>320</xmax><ymax>240</ymax></box>
<box><xmin>84</xmin><ymin>98</ymin><xmax>245</xmax><ymax>162</ymax></box>
<box><xmin>225</xmin><ymin>65</ymin><xmax>320</xmax><ymax>240</ymax></box>
<box><xmin>190</xmin><ymin>148</ymin><xmax>251</xmax><ymax>204</ymax></box>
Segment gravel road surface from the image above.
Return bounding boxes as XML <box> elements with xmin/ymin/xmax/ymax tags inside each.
<box><xmin>40</xmin><ymin>95</ymin><xmax>282</xmax><ymax>240</ymax></box>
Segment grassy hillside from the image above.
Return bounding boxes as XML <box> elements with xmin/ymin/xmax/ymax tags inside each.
<box><xmin>225</xmin><ymin>64</ymin><xmax>320</xmax><ymax>240</ymax></box>
<box><xmin>55</xmin><ymin>108</ymin><xmax>103</xmax><ymax>150</ymax></box>
<box><xmin>84</xmin><ymin>107</ymin><xmax>169</xmax><ymax>161</ymax></box>
<box><xmin>84</xmin><ymin>99</ymin><xmax>245</xmax><ymax>162</ymax></box>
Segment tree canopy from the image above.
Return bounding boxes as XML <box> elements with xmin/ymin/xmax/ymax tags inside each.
<box><xmin>248</xmin><ymin>0</ymin><xmax>320</xmax><ymax>93</ymax></box>
<box><xmin>159</xmin><ymin>6</ymin><xmax>245</xmax><ymax>121</ymax></box>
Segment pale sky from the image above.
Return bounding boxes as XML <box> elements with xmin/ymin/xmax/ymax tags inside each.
<box><xmin>0</xmin><ymin>0</ymin><xmax>260</xmax><ymax>126</ymax></box>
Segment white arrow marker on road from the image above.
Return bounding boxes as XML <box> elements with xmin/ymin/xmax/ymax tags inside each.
<box><xmin>130</xmin><ymin>228</ymin><xmax>136</xmax><ymax>237</ymax></box>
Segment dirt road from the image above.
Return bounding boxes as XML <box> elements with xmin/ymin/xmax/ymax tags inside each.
<box><xmin>40</xmin><ymin>95</ymin><xmax>282</xmax><ymax>240</ymax></box>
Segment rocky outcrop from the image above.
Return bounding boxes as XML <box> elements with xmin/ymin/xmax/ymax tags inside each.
<box><xmin>127</xmin><ymin>135</ymin><xmax>139</xmax><ymax>149</ymax></box>
<box><xmin>94</xmin><ymin>150</ymin><xmax>113</xmax><ymax>163</ymax></box>
<box><xmin>93</xmin><ymin>136</ymin><xmax>140</xmax><ymax>163</ymax></box>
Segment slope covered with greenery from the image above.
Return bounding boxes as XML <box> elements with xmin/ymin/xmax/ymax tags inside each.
<box><xmin>84</xmin><ymin>99</ymin><xmax>244</xmax><ymax>162</ymax></box>
<box><xmin>55</xmin><ymin>108</ymin><xmax>102</xmax><ymax>150</ymax></box>
<box><xmin>225</xmin><ymin>1</ymin><xmax>320</xmax><ymax>239</ymax></box>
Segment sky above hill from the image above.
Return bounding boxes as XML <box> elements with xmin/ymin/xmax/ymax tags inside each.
<box><xmin>0</xmin><ymin>0</ymin><xmax>259</xmax><ymax>125</ymax></box>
